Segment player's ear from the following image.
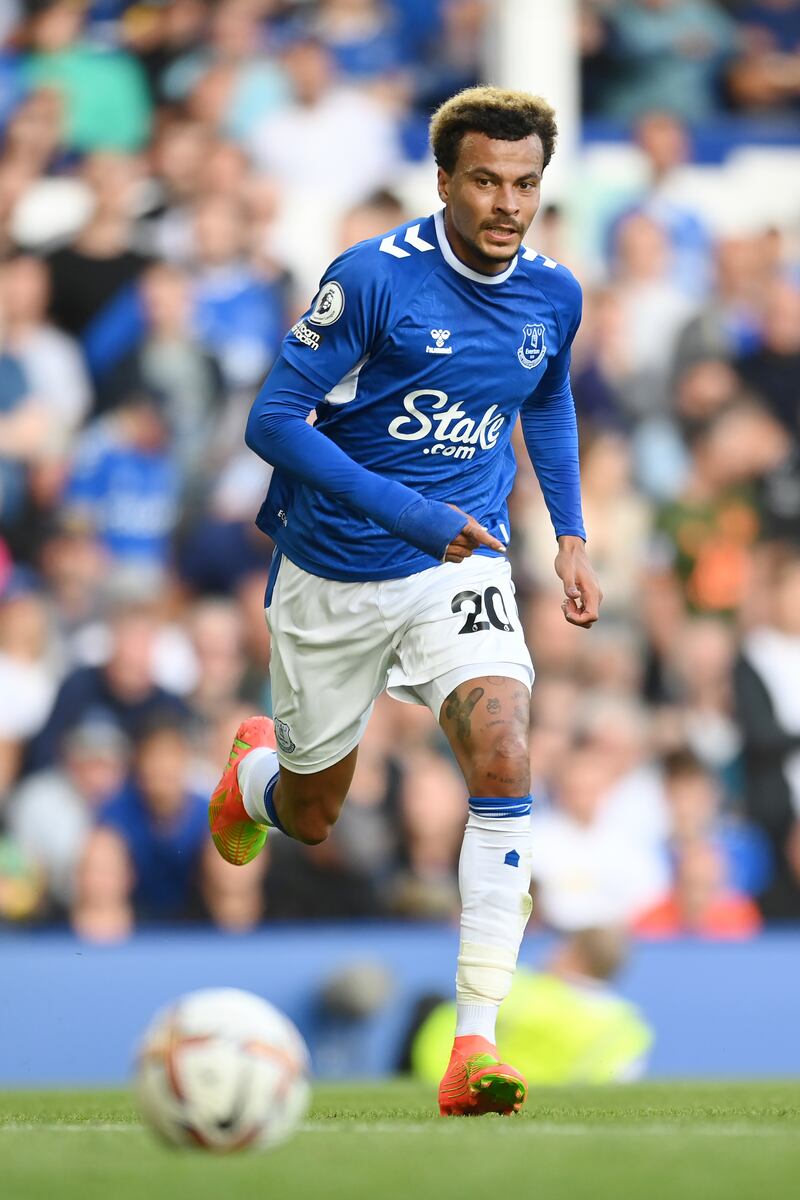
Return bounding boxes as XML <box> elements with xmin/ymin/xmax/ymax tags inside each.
<box><xmin>436</xmin><ymin>166</ymin><xmax>449</xmax><ymax>205</ymax></box>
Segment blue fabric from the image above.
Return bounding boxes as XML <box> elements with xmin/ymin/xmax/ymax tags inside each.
<box><xmin>64</xmin><ymin>423</ymin><xmax>180</xmax><ymax>565</ymax></box>
<box><xmin>24</xmin><ymin>665</ymin><xmax>186</xmax><ymax>773</ymax></box>
<box><xmin>247</xmin><ymin>211</ymin><xmax>586</xmax><ymax>582</ymax></box>
<box><xmin>262</xmin><ymin>773</ymin><xmax>287</xmax><ymax>835</ymax></box>
<box><xmin>0</xmin><ymin>52</ymin><xmax>27</xmax><ymax>132</ymax></box>
<box><xmin>469</xmin><ymin>794</ymin><xmax>533</xmax><ymax>819</ymax></box>
<box><xmin>0</xmin><ymin>352</ymin><xmax>31</xmax><ymax>522</ymax></box>
<box><xmin>98</xmin><ymin>781</ymin><xmax>208</xmax><ymax>918</ymax></box>
<box><xmin>246</xmin><ymin>359</ymin><xmax>465</xmax><ymax>566</ymax></box>
<box><xmin>81</xmin><ymin>281</ymin><xmax>147</xmax><ymax>381</ymax></box>
<box><xmin>193</xmin><ymin>269</ymin><xmax>285</xmax><ymax>388</ymax></box>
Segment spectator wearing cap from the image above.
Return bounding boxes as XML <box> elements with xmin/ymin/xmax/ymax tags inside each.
<box><xmin>6</xmin><ymin>716</ymin><xmax>129</xmax><ymax>911</ymax></box>
<box><xmin>72</xmin><ymin>710</ymin><xmax>208</xmax><ymax>939</ymax></box>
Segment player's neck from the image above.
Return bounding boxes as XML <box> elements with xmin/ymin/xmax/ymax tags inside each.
<box><xmin>442</xmin><ymin>207</ymin><xmax>513</xmax><ymax>277</ymax></box>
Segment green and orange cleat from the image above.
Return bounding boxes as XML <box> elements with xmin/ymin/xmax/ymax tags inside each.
<box><xmin>438</xmin><ymin>1035</ymin><xmax>528</xmax><ymax>1117</ymax></box>
<box><xmin>208</xmin><ymin>716</ymin><xmax>276</xmax><ymax>866</ymax></box>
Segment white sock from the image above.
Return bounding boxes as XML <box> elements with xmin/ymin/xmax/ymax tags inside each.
<box><xmin>455</xmin><ymin>807</ymin><xmax>533</xmax><ymax>1045</ymax></box>
<box><xmin>237</xmin><ymin>747</ymin><xmax>280</xmax><ymax>824</ymax></box>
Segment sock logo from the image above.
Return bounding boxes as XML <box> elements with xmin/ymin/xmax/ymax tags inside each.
<box><xmin>504</xmin><ymin>850</ymin><xmax>520</xmax><ymax>868</ymax></box>
<box><xmin>273</xmin><ymin>718</ymin><xmax>296</xmax><ymax>754</ymax></box>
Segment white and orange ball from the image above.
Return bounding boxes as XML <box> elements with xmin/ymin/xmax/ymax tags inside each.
<box><xmin>135</xmin><ymin>988</ymin><xmax>311</xmax><ymax>1152</ymax></box>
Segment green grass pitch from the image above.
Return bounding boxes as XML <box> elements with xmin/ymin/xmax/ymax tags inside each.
<box><xmin>2</xmin><ymin>1081</ymin><xmax>800</xmax><ymax>1200</ymax></box>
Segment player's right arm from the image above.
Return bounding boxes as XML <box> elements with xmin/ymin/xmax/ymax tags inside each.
<box><xmin>245</xmin><ymin>249</ymin><xmax>498</xmax><ymax>562</ymax></box>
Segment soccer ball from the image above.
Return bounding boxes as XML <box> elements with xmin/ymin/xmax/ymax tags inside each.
<box><xmin>134</xmin><ymin>987</ymin><xmax>311</xmax><ymax>1152</ymax></box>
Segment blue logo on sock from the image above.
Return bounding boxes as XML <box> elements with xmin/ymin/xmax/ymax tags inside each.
<box><xmin>504</xmin><ymin>849</ymin><xmax>520</xmax><ymax>868</ymax></box>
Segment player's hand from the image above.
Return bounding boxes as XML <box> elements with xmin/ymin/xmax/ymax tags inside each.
<box><xmin>554</xmin><ymin>536</ymin><xmax>602</xmax><ymax>627</ymax></box>
<box><xmin>443</xmin><ymin>505</ymin><xmax>506</xmax><ymax>563</ymax></box>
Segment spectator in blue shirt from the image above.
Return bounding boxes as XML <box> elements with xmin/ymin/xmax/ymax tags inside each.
<box><xmin>62</xmin><ymin>390</ymin><xmax>180</xmax><ymax>569</ymax></box>
<box><xmin>190</xmin><ymin>194</ymin><xmax>286</xmax><ymax>389</ymax></box>
<box><xmin>73</xmin><ymin>709</ymin><xmax>208</xmax><ymax>939</ymax></box>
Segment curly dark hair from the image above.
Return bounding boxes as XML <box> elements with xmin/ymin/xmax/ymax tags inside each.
<box><xmin>430</xmin><ymin>86</ymin><xmax>558</xmax><ymax>174</ymax></box>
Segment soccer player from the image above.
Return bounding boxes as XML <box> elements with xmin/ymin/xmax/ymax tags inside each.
<box><xmin>209</xmin><ymin>86</ymin><xmax>602</xmax><ymax>1115</ymax></box>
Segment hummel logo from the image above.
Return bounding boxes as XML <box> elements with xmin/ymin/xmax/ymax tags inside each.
<box><xmin>426</xmin><ymin>328</ymin><xmax>452</xmax><ymax>356</ymax></box>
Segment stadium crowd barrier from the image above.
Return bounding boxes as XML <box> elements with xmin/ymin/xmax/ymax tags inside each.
<box><xmin>1</xmin><ymin>925</ymin><xmax>798</xmax><ymax>1084</ymax></box>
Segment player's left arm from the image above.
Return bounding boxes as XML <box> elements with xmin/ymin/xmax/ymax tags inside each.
<box><xmin>520</xmin><ymin>275</ymin><xmax>602</xmax><ymax>628</ymax></box>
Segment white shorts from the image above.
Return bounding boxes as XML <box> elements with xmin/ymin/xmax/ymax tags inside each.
<box><xmin>265</xmin><ymin>553</ymin><xmax>533</xmax><ymax>774</ymax></box>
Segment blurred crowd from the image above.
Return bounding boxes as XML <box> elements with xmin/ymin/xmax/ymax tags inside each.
<box><xmin>0</xmin><ymin>0</ymin><xmax>798</xmax><ymax>943</ymax></box>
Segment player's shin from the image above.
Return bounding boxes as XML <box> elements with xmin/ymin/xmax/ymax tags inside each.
<box><xmin>237</xmin><ymin>747</ymin><xmax>285</xmax><ymax>832</ymax></box>
<box><xmin>455</xmin><ymin>797</ymin><xmax>533</xmax><ymax>1042</ymax></box>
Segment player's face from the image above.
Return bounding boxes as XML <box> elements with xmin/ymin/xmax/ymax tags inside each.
<box><xmin>438</xmin><ymin>132</ymin><xmax>545</xmax><ymax>274</ymax></box>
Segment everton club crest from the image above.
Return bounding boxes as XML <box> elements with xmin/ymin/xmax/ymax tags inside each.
<box><xmin>517</xmin><ymin>322</ymin><xmax>547</xmax><ymax>370</ymax></box>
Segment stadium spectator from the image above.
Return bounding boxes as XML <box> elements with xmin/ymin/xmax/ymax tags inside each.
<box><xmin>735</xmin><ymin>551</ymin><xmax>800</xmax><ymax>919</ymax></box>
<box><xmin>23</xmin><ymin>0</ymin><xmax>152</xmax><ymax>152</ymax></box>
<box><xmin>736</xmin><ymin>278</ymin><xmax>800</xmax><ymax>438</ymax></box>
<box><xmin>61</xmin><ymin>390</ymin><xmax>181</xmax><ymax>570</ymax></box>
<box><xmin>601</xmin><ymin>0</ymin><xmax>739</xmax><ymax>122</ymax></box>
<box><xmin>411</xmin><ymin>928</ymin><xmax>654</xmax><ymax>1085</ymax></box>
<box><xmin>529</xmin><ymin>745</ymin><xmax>669</xmax><ymax>931</ymax></box>
<box><xmin>98</xmin><ymin>262</ymin><xmax>222</xmax><ymax>475</ymax></box>
<box><xmin>189</xmin><ymin>193</ymin><xmax>286</xmax><ymax>389</ymax></box>
<box><xmin>634</xmin><ymin>841</ymin><xmax>763</xmax><ymax>938</ymax></box>
<box><xmin>728</xmin><ymin>0</ymin><xmax>800</xmax><ymax>113</ymax></box>
<box><xmin>45</xmin><ymin>151</ymin><xmax>151</xmax><ymax>345</ymax></box>
<box><xmin>660</xmin><ymin>747</ymin><xmax>772</xmax><ymax>896</ymax></box>
<box><xmin>6</xmin><ymin>716</ymin><xmax>129</xmax><ymax>911</ymax></box>
<box><xmin>247</xmin><ymin>37</ymin><xmax>402</xmax><ymax>207</ymax></box>
<box><xmin>72</xmin><ymin>710</ymin><xmax>207</xmax><ymax>938</ymax></box>
<box><xmin>0</xmin><ymin>352</ymin><xmax>50</xmax><ymax>532</ymax></box>
<box><xmin>0</xmin><ymin>255</ymin><xmax>92</xmax><ymax>441</ymax></box>
<box><xmin>26</xmin><ymin>601</ymin><xmax>186</xmax><ymax>772</ymax></box>
<box><xmin>413</xmin><ymin>0</ymin><xmax>486</xmax><ymax>114</ymax></box>
<box><xmin>0</xmin><ymin>572</ymin><xmax>55</xmax><ymax>798</ymax></box>
<box><xmin>610</xmin><ymin>211</ymin><xmax>696</xmax><ymax>417</ymax></box>
<box><xmin>160</xmin><ymin>0</ymin><xmax>288</xmax><ymax>139</ymax></box>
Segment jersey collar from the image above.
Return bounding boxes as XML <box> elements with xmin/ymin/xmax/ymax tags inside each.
<box><xmin>434</xmin><ymin>208</ymin><xmax>518</xmax><ymax>285</ymax></box>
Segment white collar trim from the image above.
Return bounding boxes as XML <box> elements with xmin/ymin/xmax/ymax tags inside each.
<box><xmin>434</xmin><ymin>209</ymin><xmax>518</xmax><ymax>285</ymax></box>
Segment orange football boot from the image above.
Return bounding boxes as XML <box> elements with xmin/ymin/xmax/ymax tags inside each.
<box><xmin>438</xmin><ymin>1035</ymin><xmax>527</xmax><ymax>1116</ymax></box>
<box><xmin>208</xmin><ymin>716</ymin><xmax>276</xmax><ymax>865</ymax></box>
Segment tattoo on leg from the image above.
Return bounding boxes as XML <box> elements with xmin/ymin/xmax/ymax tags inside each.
<box><xmin>444</xmin><ymin>685</ymin><xmax>485</xmax><ymax>743</ymax></box>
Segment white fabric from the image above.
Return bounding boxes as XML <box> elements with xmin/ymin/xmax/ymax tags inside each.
<box><xmin>529</xmin><ymin>808</ymin><xmax>669</xmax><ymax>931</ymax></box>
<box><xmin>14</xmin><ymin>326</ymin><xmax>92</xmax><ymax>438</ymax></box>
<box><xmin>248</xmin><ymin>88</ymin><xmax>401</xmax><ymax>208</ymax></box>
<box><xmin>0</xmin><ymin>654</ymin><xmax>55</xmax><ymax>739</ymax></box>
<box><xmin>266</xmin><ymin>554</ymin><xmax>532</xmax><ymax>773</ymax></box>
<box><xmin>410</xmin><ymin>661</ymin><xmax>532</xmax><ymax>726</ymax></box>
<box><xmin>457</xmin><ymin>811</ymin><xmax>533</xmax><ymax>1009</ymax></box>
<box><xmin>743</xmin><ymin>628</ymin><xmax>800</xmax><ymax>816</ymax></box>
<box><xmin>6</xmin><ymin>770</ymin><xmax>91</xmax><ymax>905</ymax></box>
<box><xmin>237</xmin><ymin>746</ymin><xmax>280</xmax><ymax>825</ymax></box>
<box><xmin>455</xmin><ymin>1002</ymin><xmax>498</xmax><ymax>1041</ymax></box>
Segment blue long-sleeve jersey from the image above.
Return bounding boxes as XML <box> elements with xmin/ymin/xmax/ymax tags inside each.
<box><xmin>246</xmin><ymin>209</ymin><xmax>586</xmax><ymax>582</ymax></box>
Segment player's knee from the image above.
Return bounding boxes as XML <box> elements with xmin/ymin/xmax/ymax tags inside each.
<box><xmin>467</xmin><ymin>731</ymin><xmax>530</xmax><ymax>797</ymax></box>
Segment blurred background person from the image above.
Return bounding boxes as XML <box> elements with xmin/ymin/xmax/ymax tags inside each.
<box><xmin>71</xmin><ymin>709</ymin><xmax>207</xmax><ymax>940</ymax></box>
<box><xmin>410</xmin><ymin>928</ymin><xmax>653</xmax><ymax>1086</ymax></box>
